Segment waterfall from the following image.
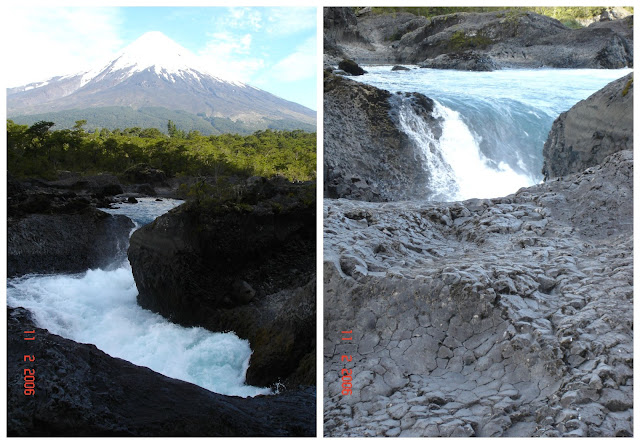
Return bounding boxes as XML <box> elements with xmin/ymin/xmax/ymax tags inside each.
<box><xmin>398</xmin><ymin>98</ymin><xmax>538</xmax><ymax>201</ymax></box>
<box><xmin>356</xmin><ymin>66</ymin><xmax>632</xmax><ymax>202</ymax></box>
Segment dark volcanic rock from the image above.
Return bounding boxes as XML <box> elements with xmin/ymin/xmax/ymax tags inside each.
<box><xmin>7</xmin><ymin>307</ymin><xmax>315</xmax><ymax>437</ymax></box>
<box><xmin>7</xmin><ymin>177</ymin><xmax>134</xmax><ymax>277</ymax></box>
<box><xmin>122</xmin><ymin>163</ymin><xmax>167</xmax><ymax>185</ymax></box>
<box><xmin>7</xmin><ymin>210</ymin><xmax>134</xmax><ymax>277</ymax></box>
<box><xmin>338</xmin><ymin>58</ymin><xmax>367</xmax><ymax>75</ymax></box>
<box><xmin>419</xmin><ymin>51</ymin><xmax>498</xmax><ymax>71</ymax></box>
<box><xmin>135</xmin><ymin>183</ymin><xmax>157</xmax><ymax>196</ymax></box>
<box><xmin>47</xmin><ymin>173</ymin><xmax>124</xmax><ymax>197</ymax></box>
<box><xmin>127</xmin><ymin>178</ymin><xmax>315</xmax><ymax>387</ymax></box>
<box><xmin>326</xmin><ymin>8</ymin><xmax>633</xmax><ymax>70</ymax></box>
<box><xmin>543</xmin><ymin>72</ymin><xmax>633</xmax><ymax>180</ymax></box>
<box><xmin>324</xmin><ymin>71</ymin><xmax>442</xmax><ymax>201</ymax></box>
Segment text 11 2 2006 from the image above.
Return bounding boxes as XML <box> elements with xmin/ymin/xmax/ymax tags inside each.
<box><xmin>23</xmin><ymin>330</ymin><xmax>36</xmax><ymax>396</ymax></box>
<box><xmin>341</xmin><ymin>330</ymin><xmax>353</xmax><ymax>396</ymax></box>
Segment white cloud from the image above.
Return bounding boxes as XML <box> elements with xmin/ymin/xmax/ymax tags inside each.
<box><xmin>264</xmin><ymin>7</ymin><xmax>316</xmax><ymax>36</ymax></box>
<box><xmin>198</xmin><ymin>32</ymin><xmax>264</xmax><ymax>83</ymax></box>
<box><xmin>267</xmin><ymin>36</ymin><xmax>316</xmax><ymax>82</ymax></box>
<box><xmin>5</xmin><ymin>6</ymin><xmax>123</xmax><ymax>87</ymax></box>
<box><xmin>215</xmin><ymin>7</ymin><xmax>263</xmax><ymax>32</ymax></box>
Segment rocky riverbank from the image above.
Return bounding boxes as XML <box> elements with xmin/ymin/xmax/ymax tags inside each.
<box><xmin>7</xmin><ymin>173</ymin><xmax>135</xmax><ymax>277</ymax></box>
<box><xmin>6</xmin><ymin>166</ymin><xmax>228</xmax><ymax>277</ymax></box>
<box><xmin>7</xmin><ymin>307</ymin><xmax>315</xmax><ymax>437</ymax></box>
<box><xmin>324</xmin><ymin>71</ymin><xmax>442</xmax><ymax>201</ymax></box>
<box><xmin>325</xmin><ymin>7</ymin><xmax>633</xmax><ymax>71</ymax></box>
<box><xmin>323</xmin><ymin>48</ymin><xmax>633</xmax><ymax>436</ymax></box>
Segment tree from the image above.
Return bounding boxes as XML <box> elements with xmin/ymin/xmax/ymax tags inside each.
<box><xmin>73</xmin><ymin>120</ymin><xmax>87</xmax><ymax>131</ymax></box>
<box><xmin>27</xmin><ymin>121</ymin><xmax>55</xmax><ymax>140</ymax></box>
<box><xmin>140</xmin><ymin>127</ymin><xmax>165</xmax><ymax>139</ymax></box>
<box><xmin>167</xmin><ymin>120</ymin><xmax>185</xmax><ymax>138</ymax></box>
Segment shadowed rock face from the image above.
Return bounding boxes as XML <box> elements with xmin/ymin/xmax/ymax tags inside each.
<box><xmin>324</xmin><ymin>7</ymin><xmax>371</xmax><ymax>65</ymax></box>
<box><xmin>128</xmin><ymin>178</ymin><xmax>316</xmax><ymax>387</ymax></box>
<box><xmin>325</xmin><ymin>8</ymin><xmax>633</xmax><ymax>70</ymax></box>
<box><xmin>324</xmin><ymin>150</ymin><xmax>632</xmax><ymax>437</ymax></box>
<box><xmin>542</xmin><ymin>72</ymin><xmax>633</xmax><ymax>180</ymax></box>
<box><xmin>338</xmin><ymin>59</ymin><xmax>367</xmax><ymax>75</ymax></box>
<box><xmin>324</xmin><ymin>72</ymin><xmax>442</xmax><ymax>202</ymax></box>
<box><xmin>7</xmin><ymin>175</ymin><xmax>134</xmax><ymax>277</ymax></box>
<box><xmin>7</xmin><ymin>307</ymin><xmax>316</xmax><ymax>437</ymax></box>
<box><xmin>7</xmin><ymin>211</ymin><xmax>134</xmax><ymax>277</ymax></box>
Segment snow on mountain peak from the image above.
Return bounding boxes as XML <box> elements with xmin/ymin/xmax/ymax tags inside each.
<box><xmin>81</xmin><ymin>31</ymin><xmax>246</xmax><ymax>87</ymax></box>
<box><xmin>111</xmin><ymin>31</ymin><xmax>201</xmax><ymax>74</ymax></box>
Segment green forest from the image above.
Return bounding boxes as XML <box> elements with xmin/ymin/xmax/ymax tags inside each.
<box><xmin>7</xmin><ymin>119</ymin><xmax>316</xmax><ymax>183</ymax></box>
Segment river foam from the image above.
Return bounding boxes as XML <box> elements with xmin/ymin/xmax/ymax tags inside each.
<box><xmin>7</xmin><ymin>198</ymin><xmax>271</xmax><ymax>397</ymax></box>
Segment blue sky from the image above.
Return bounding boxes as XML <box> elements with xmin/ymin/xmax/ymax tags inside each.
<box><xmin>4</xmin><ymin>6</ymin><xmax>317</xmax><ymax>110</ymax></box>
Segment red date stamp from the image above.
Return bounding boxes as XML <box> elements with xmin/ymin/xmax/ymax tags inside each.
<box><xmin>23</xmin><ymin>330</ymin><xmax>36</xmax><ymax>396</ymax></box>
<box><xmin>340</xmin><ymin>330</ymin><xmax>354</xmax><ymax>396</ymax></box>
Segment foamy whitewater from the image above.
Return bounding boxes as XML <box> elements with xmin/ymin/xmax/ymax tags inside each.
<box><xmin>353</xmin><ymin>66</ymin><xmax>632</xmax><ymax>201</ymax></box>
<box><xmin>7</xmin><ymin>198</ymin><xmax>271</xmax><ymax>398</ymax></box>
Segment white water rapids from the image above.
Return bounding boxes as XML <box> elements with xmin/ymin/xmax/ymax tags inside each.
<box><xmin>7</xmin><ymin>198</ymin><xmax>271</xmax><ymax>397</ymax></box>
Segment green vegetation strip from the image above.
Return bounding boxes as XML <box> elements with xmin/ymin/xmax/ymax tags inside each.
<box><xmin>7</xmin><ymin>119</ymin><xmax>316</xmax><ymax>182</ymax></box>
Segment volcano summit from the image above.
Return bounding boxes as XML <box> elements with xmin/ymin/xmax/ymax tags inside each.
<box><xmin>7</xmin><ymin>31</ymin><xmax>316</xmax><ymax>134</ymax></box>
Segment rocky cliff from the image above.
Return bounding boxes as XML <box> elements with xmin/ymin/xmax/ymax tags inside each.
<box><xmin>324</xmin><ymin>71</ymin><xmax>442</xmax><ymax>201</ymax></box>
<box><xmin>325</xmin><ymin>8</ymin><xmax>633</xmax><ymax>70</ymax></box>
<box><xmin>7</xmin><ymin>307</ymin><xmax>315</xmax><ymax>437</ymax></box>
<box><xmin>127</xmin><ymin>177</ymin><xmax>316</xmax><ymax>388</ymax></box>
<box><xmin>324</xmin><ymin>7</ymin><xmax>370</xmax><ymax>64</ymax></box>
<box><xmin>542</xmin><ymin>72</ymin><xmax>633</xmax><ymax>180</ymax></box>
<box><xmin>7</xmin><ymin>175</ymin><xmax>134</xmax><ymax>277</ymax></box>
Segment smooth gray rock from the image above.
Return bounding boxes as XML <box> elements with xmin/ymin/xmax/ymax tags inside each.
<box><xmin>542</xmin><ymin>72</ymin><xmax>633</xmax><ymax>179</ymax></box>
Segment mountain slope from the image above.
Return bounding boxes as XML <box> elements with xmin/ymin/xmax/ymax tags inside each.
<box><xmin>7</xmin><ymin>31</ymin><xmax>315</xmax><ymax>132</ymax></box>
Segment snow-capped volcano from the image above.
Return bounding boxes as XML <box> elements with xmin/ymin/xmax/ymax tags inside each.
<box><xmin>7</xmin><ymin>31</ymin><xmax>315</xmax><ymax>133</ymax></box>
<box><xmin>78</xmin><ymin>31</ymin><xmax>243</xmax><ymax>88</ymax></box>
